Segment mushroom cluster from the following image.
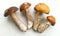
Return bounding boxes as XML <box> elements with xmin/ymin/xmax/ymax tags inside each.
<box><xmin>4</xmin><ymin>2</ymin><xmax>56</xmax><ymax>33</ymax></box>
<box><xmin>33</xmin><ymin>3</ymin><xmax>56</xmax><ymax>33</ymax></box>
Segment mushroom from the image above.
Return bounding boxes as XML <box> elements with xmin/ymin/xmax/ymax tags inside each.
<box><xmin>20</xmin><ymin>2</ymin><xmax>33</xmax><ymax>29</ymax></box>
<box><xmin>4</xmin><ymin>7</ymin><xmax>27</xmax><ymax>32</ymax></box>
<box><xmin>38</xmin><ymin>16</ymin><xmax>56</xmax><ymax>33</ymax></box>
<box><xmin>47</xmin><ymin>16</ymin><xmax>56</xmax><ymax>26</ymax></box>
<box><xmin>33</xmin><ymin>3</ymin><xmax>50</xmax><ymax>31</ymax></box>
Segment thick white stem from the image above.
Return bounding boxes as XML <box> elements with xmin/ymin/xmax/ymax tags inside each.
<box><xmin>38</xmin><ymin>20</ymin><xmax>51</xmax><ymax>33</ymax></box>
<box><xmin>33</xmin><ymin>12</ymin><xmax>51</xmax><ymax>32</ymax></box>
<box><xmin>10</xmin><ymin>13</ymin><xmax>27</xmax><ymax>32</ymax></box>
<box><xmin>33</xmin><ymin>12</ymin><xmax>42</xmax><ymax>31</ymax></box>
<box><xmin>26</xmin><ymin>9</ymin><xmax>33</xmax><ymax>29</ymax></box>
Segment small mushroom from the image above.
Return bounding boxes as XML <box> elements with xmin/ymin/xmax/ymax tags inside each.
<box><xmin>47</xmin><ymin>16</ymin><xmax>56</xmax><ymax>26</ymax></box>
<box><xmin>37</xmin><ymin>19</ymin><xmax>50</xmax><ymax>33</ymax></box>
<box><xmin>4</xmin><ymin>7</ymin><xmax>27</xmax><ymax>32</ymax></box>
<box><xmin>37</xmin><ymin>16</ymin><xmax>56</xmax><ymax>33</ymax></box>
<box><xmin>20</xmin><ymin>2</ymin><xmax>33</xmax><ymax>29</ymax></box>
<box><xmin>33</xmin><ymin>3</ymin><xmax>50</xmax><ymax>31</ymax></box>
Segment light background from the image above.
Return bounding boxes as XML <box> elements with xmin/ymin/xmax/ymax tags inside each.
<box><xmin>0</xmin><ymin>0</ymin><xmax>60</xmax><ymax>36</ymax></box>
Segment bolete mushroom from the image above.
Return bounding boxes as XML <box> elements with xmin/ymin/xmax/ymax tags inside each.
<box><xmin>47</xmin><ymin>16</ymin><xmax>56</xmax><ymax>26</ymax></box>
<box><xmin>4</xmin><ymin>6</ymin><xmax>27</xmax><ymax>32</ymax></box>
<box><xmin>38</xmin><ymin>16</ymin><xmax>56</xmax><ymax>33</ymax></box>
<box><xmin>20</xmin><ymin>2</ymin><xmax>33</xmax><ymax>29</ymax></box>
<box><xmin>33</xmin><ymin>3</ymin><xmax>50</xmax><ymax>31</ymax></box>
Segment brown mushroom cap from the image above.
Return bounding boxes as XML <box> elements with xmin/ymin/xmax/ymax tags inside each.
<box><xmin>4</xmin><ymin>7</ymin><xmax>18</xmax><ymax>17</ymax></box>
<box><xmin>34</xmin><ymin>3</ymin><xmax>50</xmax><ymax>14</ymax></box>
<box><xmin>47</xmin><ymin>16</ymin><xmax>56</xmax><ymax>26</ymax></box>
<box><xmin>20</xmin><ymin>2</ymin><xmax>31</xmax><ymax>12</ymax></box>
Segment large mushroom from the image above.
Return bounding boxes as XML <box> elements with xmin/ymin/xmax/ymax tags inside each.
<box><xmin>4</xmin><ymin>6</ymin><xmax>27</xmax><ymax>32</ymax></box>
<box><xmin>33</xmin><ymin>3</ymin><xmax>50</xmax><ymax>31</ymax></box>
<box><xmin>20</xmin><ymin>2</ymin><xmax>33</xmax><ymax>29</ymax></box>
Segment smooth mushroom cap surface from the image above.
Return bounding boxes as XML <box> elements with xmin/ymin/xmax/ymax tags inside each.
<box><xmin>4</xmin><ymin>7</ymin><xmax>18</xmax><ymax>17</ymax></box>
<box><xmin>20</xmin><ymin>2</ymin><xmax>31</xmax><ymax>12</ymax></box>
<box><xmin>47</xmin><ymin>16</ymin><xmax>56</xmax><ymax>26</ymax></box>
<box><xmin>34</xmin><ymin>3</ymin><xmax>50</xmax><ymax>14</ymax></box>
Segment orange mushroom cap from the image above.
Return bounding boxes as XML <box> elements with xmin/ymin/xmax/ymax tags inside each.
<box><xmin>34</xmin><ymin>3</ymin><xmax>50</xmax><ymax>14</ymax></box>
<box><xmin>47</xmin><ymin>16</ymin><xmax>56</xmax><ymax>26</ymax></box>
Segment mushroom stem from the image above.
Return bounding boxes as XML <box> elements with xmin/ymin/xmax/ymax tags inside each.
<box><xmin>25</xmin><ymin>9</ymin><xmax>33</xmax><ymax>29</ymax></box>
<box><xmin>10</xmin><ymin>13</ymin><xmax>27</xmax><ymax>32</ymax></box>
<box><xmin>38</xmin><ymin>20</ymin><xmax>51</xmax><ymax>33</ymax></box>
<box><xmin>33</xmin><ymin>12</ymin><xmax>42</xmax><ymax>31</ymax></box>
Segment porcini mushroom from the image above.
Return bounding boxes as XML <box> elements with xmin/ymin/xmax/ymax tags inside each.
<box><xmin>20</xmin><ymin>2</ymin><xmax>33</xmax><ymax>29</ymax></box>
<box><xmin>33</xmin><ymin>3</ymin><xmax>50</xmax><ymax>31</ymax></box>
<box><xmin>4</xmin><ymin>7</ymin><xmax>27</xmax><ymax>32</ymax></box>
